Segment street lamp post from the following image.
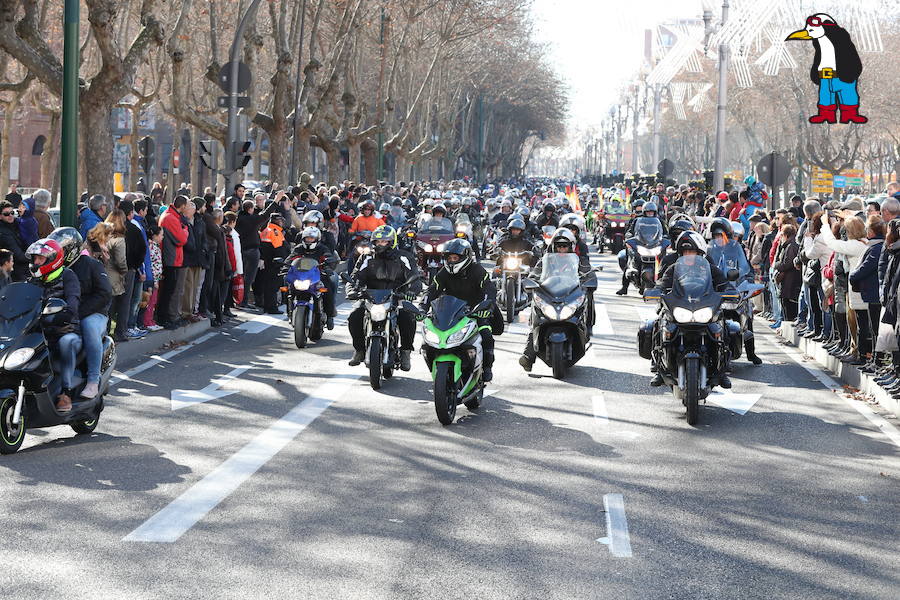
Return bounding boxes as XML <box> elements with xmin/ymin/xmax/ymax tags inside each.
<box><xmin>651</xmin><ymin>84</ymin><xmax>661</xmax><ymax>171</ymax></box>
<box><xmin>712</xmin><ymin>0</ymin><xmax>730</xmax><ymax>192</ymax></box>
<box><xmin>288</xmin><ymin>0</ymin><xmax>308</xmax><ymax>186</ymax></box>
<box><xmin>60</xmin><ymin>0</ymin><xmax>80</xmax><ymax>227</ymax></box>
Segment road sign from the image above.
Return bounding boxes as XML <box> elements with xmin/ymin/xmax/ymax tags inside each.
<box><xmin>218</xmin><ymin>96</ymin><xmax>251</xmax><ymax>109</ymax></box>
<box><xmin>658</xmin><ymin>158</ymin><xmax>675</xmax><ymax>179</ymax></box>
<box><xmin>840</xmin><ymin>169</ymin><xmax>864</xmax><ymax>187</ymax></box>
<box><xmin>833</xmin><ymin>176</ymin><xmax>847</xmax><ymax>188</ymax></box>
<box><xmin>756</xmin><ymin>153</ymin><xmax>791</xmax><ymax>187</ymax></box>
<box><xmin>217</xmin><ymin>61</ymin><xmax>252</xmax><ymax>94</ymax></box>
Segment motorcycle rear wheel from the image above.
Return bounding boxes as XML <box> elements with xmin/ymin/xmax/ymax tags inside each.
<box><xmin>433</xmin><ymin>362</ymin><xmax>457</xmax><ymax>425</ymax></box>
<box><xmin>0</xmin><ymin>396</ymin><xmax>25</xmax><ymax>454</ymax></box>
<box><xmin>368</xmin><ymin>338</ymin><xmax>383</xmax><ymax>390</ymax></box>
<box><xmin>71</xmin><ymin>414</ymin><xmax>99</xmax><ymax>435</ymax></box>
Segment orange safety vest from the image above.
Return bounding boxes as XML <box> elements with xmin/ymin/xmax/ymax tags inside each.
<box><xmin>260</xmin><ymin>223</ymin><xmax>285</xmax><ymax>248</ymax></box>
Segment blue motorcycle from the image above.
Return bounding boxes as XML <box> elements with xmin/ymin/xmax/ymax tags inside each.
<box><xmin>284</xmin><ymin>257</ymin><xmax>327</xmax><ymax>348</ymax></box>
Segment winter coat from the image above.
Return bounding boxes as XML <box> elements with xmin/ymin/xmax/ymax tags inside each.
<box><xmin>774</xmin><ymin>236</ymin><xmax>801</xmax><ymax>301</ymax></box>
<box><xmin>34</xmin><ymin>207</ymin><xmax>54</xmax><ymax>238</ymax></box>
<box><xmin>79</xmin><ymin>209</ymin><xmax>103</xmax><ymax>240</ymax></box>
<box><xmin>38</xmin><ymin>268</ymin><xmax>81</xmax><ymax>342</ymax></box>
<box><xmin>17</xmin><ymin>197</ymin><xmax>39</xmax><ymax>246</ymax></box>
<box><xmin>229</xmin><ymin>229</ymin><xmax>243</xmax><ymax>275</ymax></box>
<box><xmin>104</xmin><ymin>236</ymin><xmax>128</xmax><ymax>296</ymax></box>
<box><xmin>880</xmin><ymin>241</ymin><xmax>900</xmax><ymax>325</ymax></box>
<box><xmin>0</xmin><ymin>219</ymin><xmax>29</xmax><ymax>280</ymax></box>
<box><xmin>209</xmin><ymin>220</ymin><xmax>228</xmax><ymax>282</ymax></box>
<box><xmin>70</xmin><ymin>253</ymin><xmax>112</xmax><ymax>318</ymax></box>
<box><xmin>124</xmin><ymin>220</ymin><xmax>148</xmax><ymax>272</ymax></box>
<box><xmin>159</xmin><ymin>207</ymin><xmax>188</xmax><ymax>268</ymax></box>
<box><xmin>235</xmin><ymin>203</ymin><xmax>278</xmax><ymax>251</ymax></box>
<box><xmin>820</xmin><ymin>225</ymin><xmax>868</xmax><ymax>310</ymax></box>
<box><xmin>849</xmin><ymin>238</ymin><xmax>883</xmax><ymax>304</ymax></box>
<box><xmin>133</xmin><ymin>215</ymin><xmax>154</xmax><ymax>284</ymax></box>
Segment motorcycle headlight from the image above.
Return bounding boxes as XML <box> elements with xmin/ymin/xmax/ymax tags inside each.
<box><xmin>422</xmin><ymin>323</ymin><xmax>441</xmax><ymax>346</ymax></box>
<box><xmin>637</xmin><ymin>246</ymin><xmax>661</xmax><ymax>257</ymax></box>
<box><xmin>4</xmin><ymin>347</ymin><xmax>34</xmax><ymax>370</ymax></box>
<box><xmin>692</xmin><ymin>307</ymin><xmax>714</xmax><ymax>323</ymax></box>
<box><xmin>293</xmin><ymin>279</ymin><xmax>312</xmax><ymax>291</ymax></box>
<box><xmin>504</xmin><ymin>257</ymin><xmax>520</xmax><ymax>269</ymax></box>
<box><xmin>369</xmin><ymin>302</ymin><xmax>390</xmax><ymax>322</ymax></box>
<box><xmin>436</xmin><ymin>243</ymin><xmax>446</xmax><ymax>252</ymax></box>
<box><xmin>558</xmin><ymin>295</ymin><xmax>585</xmax><ymax>320</ymax></box>
<box><xmin>721</xmin><ymin>302</ymin><xmax>739</xmax><ymax>311</ymax></box>
<box><xmin>672</xmin><ymin>307</ymin><xmax>694</xmax><ymax>323</ymax></box>
<box><xmin>447</xmin><ymin>321</ymin><xmax>477</xmax><ymax>346</ymax></box>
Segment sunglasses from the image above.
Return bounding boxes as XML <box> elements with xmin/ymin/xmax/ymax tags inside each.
<box><xmin>1</xmin><ymin>211</ymin><xmax>14</xmax><ymax>217</ymax></box>
<box><xmin>805</xmin><ymin>16</ymin><xmax>834</xmax><ymax>27</ymax></box>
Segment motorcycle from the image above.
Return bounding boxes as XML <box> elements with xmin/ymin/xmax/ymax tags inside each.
<box><xmin>638</xmin><ymin>256</ymin><xmax>738</xmax><ymax>425</ymax></box>
<box><xmin>398</xmin><ymin>223</ymin><xmax>418</xmax><ymax>254</ymax></box>
<box><xmin>283</xmin><ymin>257</ymin><xmax>328</xmax><ymax>349</ymax></box>
<box><xmin>416</xmin><ymin>221</ymin><xmax>456</xmax><ymax>284</ymax></box>
<box><xmin>522</xmin><ymin>254</ymin><xmax>597</xmax><ymax>379</ymax></box>
<box><xmin>623</xmin><ymin>217</ymin><xmax>668</xmax><ymax>295</ymax></box>
<box><xmin>0</xmin><ymin>284</ymin><xmax>117</xmax><ymax>454</ymax></box>
<box><xmin>347</xmin><ymin>230</ymin><xmax>373</xmax><ymax>272</ymax></box>
<box><xmin>497</xmin><ymin>250</ymin><xmax>533</xmax><ymax>323</ymax></box>
<box><xmin>603</xmin><ymin>212</ymin><xmax>630</xmax><ymax>254</ymax></box>
<box><xmin>720</xmin><ymin>278</ymin><xmax>765</xmax><ymax>363</ymax></box>
<box><xmin>344</xmin><ymin>273</ymin><xmax>419</xmax><ymax>391</ymax></box>
<box><xmin>417</xmin><ymin>296</ymin><xmax>493</xmax><ymax>425</ymax></box>
<box><xmin>540</xmin><ymin>225</ymin><xmax>556</xmax><ymax>248</ymax></box>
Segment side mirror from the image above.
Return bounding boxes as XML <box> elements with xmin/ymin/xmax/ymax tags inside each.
<box><xmin>42</xmin><ymin>298</ymin><xmax>67</xmax><ymax>315</ymax></box>
<box><xmin>642</xmin><ymin>289</ymin><xmax>662</xmax><ymax>302</ymax></box>
<box><xmin>727</xmin><ymin>268</ymin><xmax>740</xmax><ymax>282</ymax></box>
<box><xmin>401</xmin><ymin>300</ymin><xmax>423</xmax><ymax>314</ymax></box>
<box><xmin>522</xmin><ymin>278</ymin><xmax>539</xmax><ymax>291</ymax></box>
<box><xmin>340</xmin><ymin>271</ymin><xmax>352</xmax><ymax>283</ymax></box>
<box><xmin>472</xmin><ymin>299</ymin><xmax>493</xmax><ymax>314</ymax></box>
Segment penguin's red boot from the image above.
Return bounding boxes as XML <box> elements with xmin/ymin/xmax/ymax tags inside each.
<box><xmin>808</xmin><ymin>104</ymin><xmax>837</xmax><ymax>124</ymax></box>
<box><xmin>839</xmin><ymin>105</ymin><xmax>868</xmax><ymax>124</ymax></box>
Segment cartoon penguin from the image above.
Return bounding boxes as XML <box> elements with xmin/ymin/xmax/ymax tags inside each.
<box><xmin>786</xmin><ymin>13</ymin><xmax>867</xmax><ymax>124</ymax></box>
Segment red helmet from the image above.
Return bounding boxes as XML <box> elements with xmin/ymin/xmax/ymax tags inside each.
<box><xmin>26</xmin><ymin>238</ymin><xmax>65</xmax><ymax>282</ymax></box>
<box><xmin>716</xmin><ymin>192</ymin><xmax>729</xmax><ymax>201</ymax></box>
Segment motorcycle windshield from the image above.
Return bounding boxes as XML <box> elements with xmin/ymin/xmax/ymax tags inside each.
<box><xmin>635</xmin><ymin>218</ymin><xmax>663</xmax><ymax>247</ymax></box>
<box><xmin>672</xmin><ymin>255</ymin><xmax>714</xmax><ymax>302</ymax></box>
<box><xmin>389</xmin><ymin>207</ymin><xmax>405</xmax><ymax>222</ymax></box>
<box><xmin>368</xmin><ymin>289</ymin><xmax>393</xmax><ymax>304</ymax></box>
<box><xmin>539</xmin><ymin>254</ymin><xmax>580</xmax><ymax>297</ymax></box>
<box><xmin>421</xmin><ymin>218</ymin><xmax>454</xmax><ymax>234</ymax></box>
<box><xmin>293</xmin><ymin>257</ymin><xmax>319</xmax><ymax>272</ymax></box>
<box><xmin>0</xmin><ymin>282</ymin><xmax>42</xmax><ymax>340</ymax></box>
<box><xmin>708</xmin><ymin>241</ymin><xmax>750</xmax><ymax>279</ymax></box>
<box><xmin>430</xmin><ymin>295</ymin><xmax>470</xmax><ymax>331</ymax></box>
<box><xmin>605</xmin><ymin>204</ymin><xmax>627</xmax><ymax>215</ymax></box>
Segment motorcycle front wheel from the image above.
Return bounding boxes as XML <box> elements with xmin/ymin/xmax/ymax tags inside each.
<box><xmin>0</xmin><ymin>396</ymin><xmax>25</xmax><ymax>454</ymax></box>
<box><xmin>293</xmin><ymin>305</ymin><xmax>308</xmax><ymax>349</ymax></box>
<box><xmin>505</xmin><ymin>278</ymin><xmax>516</xmax><ymax>323</ymax></box>
<box><xmin>684</xmin><ymin>357</ymin><xmax>701</xmax><ymax>425</ymax></box>
<box><xmin>71</xmin><ymin>414</ymin><xmax>100</xmax><ymax>435</ymax></box>
<box><xmin>368</xmin><ymin>338</ymin><xmax>383</xmax><ymax>390</ymax></box>
<box><xmin>433</xmin><ymin>362</ymin><xmax>457</xmax><ymax>425</ymax></box>
<box><xmin>550</xmin><ymin>341</ymin><xmax>567</xmax><ymax>379</ymax></box>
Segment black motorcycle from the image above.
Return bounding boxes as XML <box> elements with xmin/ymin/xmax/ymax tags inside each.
<box><xmin>0</xmin><ymin>283</ymin><xmax>117</xmax><ymax>454</ymax></box>
<box><xmin>639</xmin><ymin>257</ymin><xmax>737</xmax><ymax>425</ymax></box>
<box><xmin>623</xmin><ymin>217</ymin><xmax>668</xmax><ymax>295</ymax></box>
<box><xmin>523</xmin><ymin>254</ymin><xmax>597</xmax><ymax>379</ymax></box>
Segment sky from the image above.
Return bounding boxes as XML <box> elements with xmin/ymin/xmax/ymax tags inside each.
<box><xmin>530</xmin><ymin>0</ymin><xmax>706</xmax><ymax>130</ymax></box>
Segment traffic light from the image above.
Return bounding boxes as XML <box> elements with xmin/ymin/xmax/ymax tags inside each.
<box><xmin>139</xmin><ymin>136</ymin><xmax>155</xmax><ymax>178</ymax></box>
<box><xmin>200</xmin><ymin>140</ymin><xmax>217</xmax><ymax>170</ymax></box>
<box><xmin>703</xmin><ymin>170</ymin><xmax>714</xmax><ymax>192</ymax></box>
<box><xmin>232</xmin><ymin>140</ymin><xmax>251</xmax><ymax>172</ymax></box>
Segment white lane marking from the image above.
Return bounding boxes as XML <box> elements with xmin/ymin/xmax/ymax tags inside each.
<box><xmin>592</xmin><ymin>394</ymin><xmax>609</xmax><ymax>426</ymax></box>
<box><xmin>110</xmin><ymin>332</ymin><xmax>219</xmax><ymax>386</ymax></box>
<box><xmin>706</xmin><ymin>391</ymin><xmax>762</xmax><ymax>416</ymax></box>
<box><xmin>767</xmin><ymin>336</ymin><xmax>900</xmax><ymax>449</ymax></box>
<box><xmin>170</xmin><ymin>366</ymin><xmax>252</xmax><ymax>411</ymax></box>
<box><xmin>596</xmin><ymin>493</ymin><xmax>632</xmax><ymax>558</ymax></box>
<box><xmin>124</xmin><ymin>372</ymin><xmax>361</xmax><ymax>543</ymax></box>
<box><xmin>237</xmin><ymin>313</ymin><xmax>286</xmax><ymax>334</ymax></box>
<box><xmin>635</xmin><ymin>306</ymin><xmax>656</xmax><ymax>322</ymax></box>
<box><xmin>593</xmin><ymin>304</ymin><xmax>614</xmax><ymax>335</ymax></box>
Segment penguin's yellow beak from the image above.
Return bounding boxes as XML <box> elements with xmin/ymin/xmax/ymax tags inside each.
<box><xmin>785</xmin><ymin>29</ymin><xmax>812</xmax><ymax>41</ymax></box>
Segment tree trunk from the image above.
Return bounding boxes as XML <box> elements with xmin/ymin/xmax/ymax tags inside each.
<box><xmin>189</xmin><ymin>127</ymin><xmax>199</xmax><ymax>189</ymax></box>
<box><xmin>348</xmin><ymin>140</ymin><xmax>362</xmax><ymax>183</ymax></box>
<box><xmin>0</xmin><ymin>97</ymin><xmax>19</xmax><ymax>194</ymax></box>
<box><xmin>395</xmin><ymin>154</ymin><xmax>407</xmax><ymax>184</ymax></box>
<box><xmin>269</xmin><ymin>125</ymin><xmax>288</xmax><ymax>188</ymax></box>
<box><xmin>129</xmin><ymin>108</ymin><xmax>140</xmax><ymax>189</ymax></box>
<box><xmin>254</xmin><ymin>128</ymin><xmax>263</xmax><ymax>181</ymax></box>
<box><xmin>81</xmin><ymin>98</ymin><xmax>115</xmax><ymax>199</ymax></box>
<box><xmin>295</xmin><ymin>129</ymin><xmax>311</xmax><ymax>177</ymax></box>
<box><xmin>41</xmin><ymin>112</ymin><xmax>61</xmax><ymax>194</ymax></box>
<box><xmin>362</xmin><ymin>139</ymin><xmax>376</xmax><ymax>185</ymax></box>
<box><xmin>326</xmin><ymin>146</ymin><xmax>341</xmax><ymax>184</ymax></box>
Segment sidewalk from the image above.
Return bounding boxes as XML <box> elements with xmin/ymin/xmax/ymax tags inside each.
<box><xmin>114</xmin><ymin>320</ymin><xmax>213</xmax><ymax>369</ymax></box>
<box><xmin>779</xmin><ymin>322</ymin><xmax>899</xmax><ymax>417</ymax></box>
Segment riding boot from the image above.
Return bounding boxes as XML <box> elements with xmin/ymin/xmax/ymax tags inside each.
<box><xmin>745</xmin><ymin>338</ymin><xmax>762</xmax><ymax>365</ymax></box>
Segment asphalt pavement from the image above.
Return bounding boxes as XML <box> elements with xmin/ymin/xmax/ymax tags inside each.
<box><xmin>1</xmin><ymin>249</ymin><xmax>898</xmax><ymax>600</ymax></box>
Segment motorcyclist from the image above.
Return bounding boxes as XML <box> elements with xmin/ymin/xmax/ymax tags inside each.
<box><xmin>26</xmin><ymin>238</ymin><xmax>82</xmax><ymax>412</ymax></box>
<box><xmin>422</xmin><ymin>238</ymin><xmax>496</xmax><ymax>382</ymax></box>
<box><xmin>640</xmin><ymin>200</ymin><xmax>668</xmax><ymax>234</ymax></box>
<box><xmin>625</xmin><ymin>199</ymin><xmax>646</xmax><ymax>236</ymax></box>
<box><xmin>424</xmin><ymin>203</ymin><xmax>454</xmax><ymax>230</ymax></box>
<box><xmin>518</xmin><ymin>228</ymin><xmax>590</xmax><ymax>372</ymax></box>
<box><xmin>558</xmin><ymin>214</ymin><xmax>591</xmax><ymax>263</ymax></box>
<box><xmin>652</xmin><ymin>231</ymin><xmax>732</xmax><ymax>388</ymax></box>
<box><xmin>347</xmin><ymin>225</ymin><xmax>421</xmax><ymax>371</ymax></box>
<box><xmin>617</xmin><ymin>201</ymin><xmax>657</xmax><ymax>296</ymax></box>
<box><xmin>300</xmin><ymin>210</ymin><xmax>337</xmax><ymax>253</ymax></box>
<box><xmin>706</xmin><ymin>218</ymin><xmax>761</xmax><ymax>365</ymax></box>
<box><xmin>534</xmin><ymin>201</ymin><xmax>559</xmax><ymax>229</ymax></box>
<box><xmin>491</xmin><ymin>199</ymin><xmax>514</xmax><ymax>227</ymax></box>
<box><xmin>378</xmin><ymin>202</ymin><xmax>392</xmax><ymax>222</ymax></box>
<box><xmin>48</xmin><ymin>227</ymin><xmax>112</xmax><ymax>402</ymax></box>
<box><xmin>495</xmin><ymin>218</ymin><xmax>538</xmax><ymax>268</ymax></box>
<box><xmin>659</xmin><ymin>216</ymin><xmax>696</xmax><ymax>274</ymax></box>
<box><xmin>514</xmin><ymin>206</ymin><xmax>541</xmax><ymax>241</ymax></box>
<box><xmin>291</xmin><ymin>226</ymin><xmax>339</xmax><ymax>330</ymax></box>
<box><xmin>349</xmin><ymin>200</ymin><xmax>385</xmax><ymax>238</ymax></box>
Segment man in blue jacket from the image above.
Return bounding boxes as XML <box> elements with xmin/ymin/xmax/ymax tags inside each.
<box><xmin>79</xmin><ymin>194</ymin><xmax>108</xmax><ymax>239</ymax></box>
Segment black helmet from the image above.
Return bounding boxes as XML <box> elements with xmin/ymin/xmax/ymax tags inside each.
<box><xmin>442</xmin><ymin>238</ymin><xmax>473</xmax><ymax>275</ymax></box>
<box><xmin>710</xmin><ymin>217</ymin><xmax>733</xmax><ymax>239</ymax></box>
<box><xmin>668</xmin><ymin>218</ymin><xmax>695</xmax><ymax>245</ymax></box>
<box><xmin>47</xmin><ymin>227</ymin><xmax>83</xmax><ymax>267</ymax></box>
<box><xmin>507</xmin><ymin>218</ymin><xmax>526</xmax><ymax>235</ymax></box>
<box><xmin>675</xmin><ymin>231</ymin><xmax>708</xmax><ymax>256</ymax></box>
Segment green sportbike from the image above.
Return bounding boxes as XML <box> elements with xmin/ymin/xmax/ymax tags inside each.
<box><xmin>418</xmin><ymin>296</ymin><xmax>492</xmax><ymax>425</ymax></box>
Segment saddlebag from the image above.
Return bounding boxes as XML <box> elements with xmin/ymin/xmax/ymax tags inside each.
<box><xmin>637</xmin><ymin>319</ymin><xmax>656</xmax><ymax>360</ymax></box>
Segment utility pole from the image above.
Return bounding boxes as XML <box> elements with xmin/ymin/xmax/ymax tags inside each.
<box><xmin>288</xmin><ymin>0</ymin><xmax>308</xmax><ymax>186</ymax></box>
<box><xmin>224</xmin><ymin>0</ymin><xmax>263</xmax><ymax>195</ymax></box>
<box><xmin>615</xmin><ymin>105</ymin><xmax>623</xmax><ymax>175</ymax></box>
<box><xmin>712</xmin><ymin>0</ymin><xmax>730</xmax><ymax>192</ymax></box>
<box><xmin>60</xmin><ymin>0</ymin><xmax>79</xmax><ymax>226</ymax></box>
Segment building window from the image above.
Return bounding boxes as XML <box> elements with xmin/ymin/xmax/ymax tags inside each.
<box><xmin>32</xmin><ymin>135</ymin><xmax>46</xmax><ymax>156</ymax></box>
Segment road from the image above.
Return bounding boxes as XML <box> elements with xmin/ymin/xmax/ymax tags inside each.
<box><xmin>1</xmin><ymin>250</ymin><xmax>898</xmax><ymax>600</ymax></box>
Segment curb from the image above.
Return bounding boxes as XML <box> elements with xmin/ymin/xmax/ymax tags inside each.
<box><xmin>114</xmin><ymin>320</ymin><xmax>213</xmax><ymax>369</ymax></box>
<box><xmin>779</xmin><ymin>322</ymin><xmax>899</xmax><ymax>417</ymax></box>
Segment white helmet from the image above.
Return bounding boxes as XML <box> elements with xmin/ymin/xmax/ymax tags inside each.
<box><xmin>558</xmin><ymin>213</ymin><xmax>586</xmax><ymax>239</ymax></box>
<box><xmin>298</xmin><ymin>226</ymin><xmax>321</xmax><ymax>251</ymax></box>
